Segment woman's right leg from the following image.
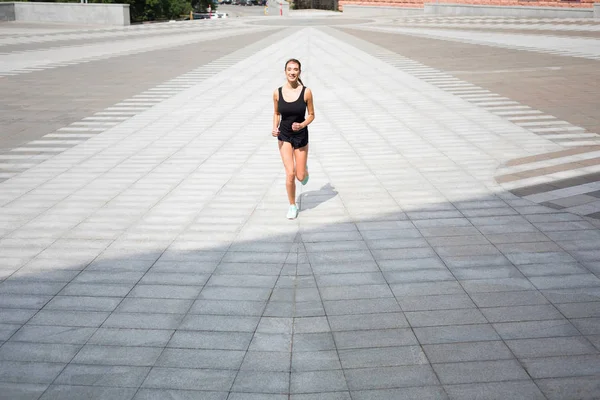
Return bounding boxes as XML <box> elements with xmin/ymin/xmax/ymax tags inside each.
<box><xmin>278</xmin><ymin>140</ymin><xmax>296</xmax><ymax>205</ymax></box>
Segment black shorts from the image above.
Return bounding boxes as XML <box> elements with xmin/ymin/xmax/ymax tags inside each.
<box><xmin>278</xmin><ymin>130</ymin><xmax>308</xmax><ymax>149</ymax></box>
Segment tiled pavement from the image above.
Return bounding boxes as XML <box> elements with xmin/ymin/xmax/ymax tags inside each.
<box><xmin>1</xmin><ymin>14</ymin><xmax>600</xmax><ymax>400</ymax></box>
<box><xmin>0</xmin><ymin>22</ymin><xmax>281</xmax><ymax>179</ymax></box>
<box><xmin>339</xmin><ymin>22</ymin><xmax>600</xmax><ymax>220</ymax></box>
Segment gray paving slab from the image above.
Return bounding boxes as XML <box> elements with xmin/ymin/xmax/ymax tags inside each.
<box><xmin>39</xmin><ymin>385</ymin><xmax>138</xmax><ymax>400</ymax></box>
<box><xmin>27</xmin><ymin>310</ymin><xmax>109</xmax><ymax>327</ymax></box>
<box><xmin>168</xmin><ymin>330</ymin><xmax>253</xmax><ymax>350</ymax></box>
<box><xmin>142</xmin><ymin>367</ymin><xmax>237</xmax><ymax>391</ymax></box>
<box><xmin>158</xmin><ymin>348</ymin><xmax>245</xmax><ymax>370</ymax></box>
<box><xmin>493</xmin><ymin>319</ymin><xmax>581</xmax><ymax>340</ymax></box>
<box><xmin>444</xmin><ymin>380</ymin><xmax>545</xmax><ymax>400</ymax></box>
<box><xmin>535</xmin><ymin>375</ymin><xmax>600</xmax><ymax>400</ymax></box>
<box><xmin>291</xmin><ymin>370</ymin><xmax>348</xmax><ymax>393</ymax></box>
<box><xmin>328</xmin><ymin>313</ymin><xmax>408</xmax><ymax>331</ymax></box>
<box><xmin>71</xmin><ymin>344</ymin><xmax>163</xmax><ymax>366</ymax></box>
<box><xmin>88</xmin><ymin>328</ymin><xmax>174</xmax><ymax>347</ymax></box>
<box><xmin>54</xmin><ymin>364</ymin><xmax>150</xmax><ymax>387</ymax></box>
<box><xmin>9</xmin><ymin>325</ymin><xmax>96</xmax><ymax>345</ymax></box>
<box><xmin>423</xmin><ymin>341</ymin><xmax>514</xmax><ymax>363</ymax></box>
<box><xmin>0</xmin><ymin>361</ymin><xmax>65</xmax><ymax>384</ymax></box>
<box><xmin>506</xmin><ymin>336</ymin><xmax>599</xmax><ymax>358</ymax></box>
<box><xmin>1</xmin><ymin>13</ymin><xmax>600</xmax><ymax>399</ymax></box>
<box><xmin>240</xmin><ymin>351</ymin><xmax>290</xmax><ymax>372</ymax></box>
<box><xmin>414</xmin><ymin>324</ymin><xmax>500</xmax><ymax>344</ymax></box>
<box><xmin>338</xmin><ymin>346</ymin><xmax>428</xmax><ymax>368</ymax></box>
<box><xmin>0</xmin><ymin>382</ymin><xmax>49</xmax><ymax>400</ymax></box>
<box><xmin>433</xmin><ymin>359</ymin><xmax>530</xmax><ymax>384</ymax></box>
<box><xmin>334</xmin><ymin>328</ymin><xmax>418</xmax><ymax>350</ymax></box>
<box><xmin>291</xmin><ymin>351</ymin><xmax>339</xmax><ymax>373</ymax></box>
<box><xmin>571</xmin><ymin>318</ymin><xmax>600</xmax><ymax>335</ymax></box>
<box><xmin>351</xmin><ymin>387</ymin><xmax>446</xmax><ymax>400</ymax></box>
<box><xmin>345</xmin><ymin>365</ymin><xmax>440</xmax><ymax>390</ymax></box>
<box><xmin>0</xmin><ymin>342</ymin><xmax>81</xmax><ymax>363</ymax></box>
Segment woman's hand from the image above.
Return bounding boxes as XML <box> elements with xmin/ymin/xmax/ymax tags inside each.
<box><xmin>272</xmin><ymin>127</ymin><xmax>279</xmax><ymax>137</ymax></box>
<box><xmin>291</xmin><ymin>122</ymin><xmax>303</xmax><ymax>132</ymax></box>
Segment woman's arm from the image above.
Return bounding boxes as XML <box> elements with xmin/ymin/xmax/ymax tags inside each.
<box><xmin>272</xmin><ymin>89</ymin><xmax>280</xmax><ymax>136</ymax></box>
<box><xmin>301</xmin><ymin>88</ymin><xmax>315</xmax><ymax>129</ymax></box>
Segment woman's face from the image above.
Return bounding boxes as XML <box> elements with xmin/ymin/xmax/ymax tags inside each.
<box><xmin>285</xmin><ymin>62</ymin><xmax>301</xmax><ymax>84</ymax></box>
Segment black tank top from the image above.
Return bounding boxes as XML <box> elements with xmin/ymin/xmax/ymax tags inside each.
<box><xmin>278</xmin><ymin>86</ymin><xmax>307</xmax><ymax>136</ymax></box>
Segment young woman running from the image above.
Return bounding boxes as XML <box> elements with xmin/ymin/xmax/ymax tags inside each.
<box><xmin>272</xmin><ymin>58</ymin><xmax>315</xmax><ymax>219</ymax></box>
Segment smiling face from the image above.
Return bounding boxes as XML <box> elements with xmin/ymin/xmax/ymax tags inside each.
<box><xmin>285</xmin><ymin>60</ymin><xmax>301</xmax><ymax>85</ymax></box>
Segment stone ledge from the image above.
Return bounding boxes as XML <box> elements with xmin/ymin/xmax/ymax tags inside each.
<box><xmin>342</xmin><ymin>4</ymin><xmax>424</xmax><ymax>15</ymax></box>
<box><xmin>0</xmin><ymin>3</ymin><xmax>15</xmax><ymax>22</ymax></box>
<box><xmin>424</xmin><ymin>2</ymin><xmax>595</xmax><ymax>17</ymax></box>
<box><xmin>1</xmin><ymin>2</ymin><xmax>130</xmax><ymax>26</ymax></box>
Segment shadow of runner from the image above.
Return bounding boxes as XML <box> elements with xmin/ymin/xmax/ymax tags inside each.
<box><xmin>298</xmin><ymin>183</ymin><xmax>338</xmax><ymax>212</ymax></box>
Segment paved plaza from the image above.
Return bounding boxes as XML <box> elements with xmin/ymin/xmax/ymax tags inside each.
<box><xmin>1</xmin><ymin>10</ymin><xmax>600</xmax><ymax>400</ymax></box>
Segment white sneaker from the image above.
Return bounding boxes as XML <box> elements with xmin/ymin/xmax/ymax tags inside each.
<box><xmin>286</xmin><ymin>204</ymin><xmax>298</xmax><ymax>219</ymax></box>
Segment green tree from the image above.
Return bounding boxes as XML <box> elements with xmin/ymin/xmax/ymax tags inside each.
<box><xmin>166</xmin><ymin>0</ymin><xmax>192</xmax><ymax>18</ymax></box>
<box><xmin>118</xmin><ymin>0</ymin><xmax>147</xmax><ymax>22</ymax></box>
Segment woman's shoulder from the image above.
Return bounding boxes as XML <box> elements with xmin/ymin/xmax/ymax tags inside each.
<box><xmin>303</xmin><ymin>86</ymin><xmax>313</xmax><ymax>99</ymax></box>
<box><xmin>273</xmin><ymin>87</ymin><xmax>281</xmax><ymax>99</ymax></box>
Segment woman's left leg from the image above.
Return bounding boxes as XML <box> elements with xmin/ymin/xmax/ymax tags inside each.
<box><xmin>294</xmin><ymin>144</ymin><xmax>308</xmax><ymax>183</ymax></box>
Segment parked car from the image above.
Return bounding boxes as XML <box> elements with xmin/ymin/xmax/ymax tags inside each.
<box><xmin>191</xmin><ymin>13</ymin><xmax>210</xmax><ymax>19</ymax></box>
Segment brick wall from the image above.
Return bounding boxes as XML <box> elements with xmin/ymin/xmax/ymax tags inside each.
<box><xmin>339</xmin><ymin>0</ymin><xmax>594</xmax><ymax>10</ymax></box>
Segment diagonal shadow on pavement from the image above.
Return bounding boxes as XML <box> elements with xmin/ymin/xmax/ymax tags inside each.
<box><xmin>1</xmin><ymin>193</ymin><xmax>600</xmax><ymax>399</ymax></box>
